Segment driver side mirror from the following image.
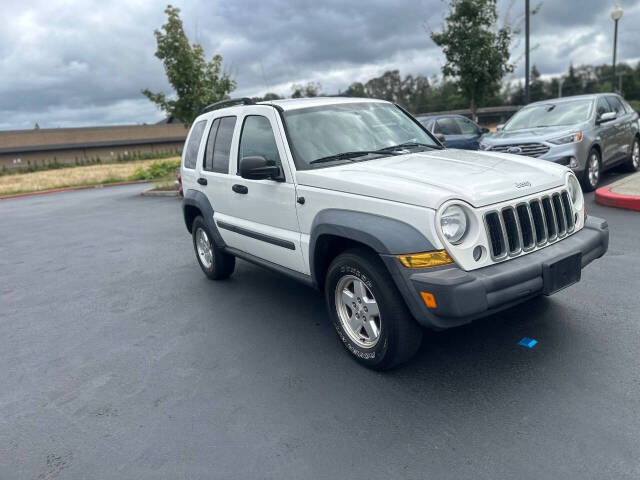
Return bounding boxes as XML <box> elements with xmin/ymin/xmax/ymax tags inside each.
<box><xmin>597</xmin><ymin>111</ymin><xmax>617</xmax><ymax>124</ymax></box>
<box><xmin>481</xmin><ymin>127</ymin><xmax>490</xmax><ymax>134</ymax></box>
<box><xmin>496</xmin><ymin>124</ymin><xmax>505</xmax><ymax>131</ymax></box>
<box><xmin>434</xmin><ymin>133</ymin><xmax>446</xmax><ymax>144</ymax></box>
<box><xmin>239</xmin><ymin>156</ymin><xmax>283</xmax><ymax>181</ymax></box>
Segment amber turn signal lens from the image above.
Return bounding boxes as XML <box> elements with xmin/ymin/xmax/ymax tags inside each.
<box><xmin>397</xmin><ymin>250</ymin><xmax>453</xmax><ymax>268</ymax></box>
<box><xmin>420</xmin><ymin>292</ymin><xmax>437</xmax><ymax>308</ymax></box>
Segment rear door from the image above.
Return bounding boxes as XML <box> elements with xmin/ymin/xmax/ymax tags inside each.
<box><xmin>216</xmin><ymin>106</ymin><xmax>305</xmax><ymax>273</ymax></box>
<box><xmin>199</xmin><ymin>113</ymin><xmax>238</xmax><ymax>219</ymax></box>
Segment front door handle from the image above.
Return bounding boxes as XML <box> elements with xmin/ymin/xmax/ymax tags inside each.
<box><xmin>232</xmin><ymin>184</ymin><xmax>248</xmax><ymax>194</ymax></box>
<box><xmin>197</xmin><ymin>177</ymin><xmax>207</xmax><ymax>186</ymax></box>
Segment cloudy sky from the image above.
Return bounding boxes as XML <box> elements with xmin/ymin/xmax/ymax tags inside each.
<box><xmin>1</xmin><ymin>0</ymin><xmax>638</xmax><ymax>130</ymax></box>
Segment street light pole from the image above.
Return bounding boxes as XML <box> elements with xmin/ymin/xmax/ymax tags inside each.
<box><xmin>524</xmin><ymin>0</ymin><xmax>530</xmax><ymax>104</ymax></box>
<box><xmin>611</xmin><ymin>5</ymin><xmax>623</xmax><ymax>92</ymax></box>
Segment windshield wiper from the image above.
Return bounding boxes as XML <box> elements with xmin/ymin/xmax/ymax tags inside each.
<box><xmin>309</xmin><ymin>151</ymin><xmax>383</xmax><ymax>165</ymax></box>
<box><xmin>375</xmin><ymin>141</ymin><xmax>439</xmax><ymax>153</ymax></box>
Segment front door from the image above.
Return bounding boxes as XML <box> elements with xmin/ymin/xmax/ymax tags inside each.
<box><xmin>595</xmin><ymin>96</ymin><xmax>619</xmax><ymax>164</ymax></box>
<box><xmin>215</xmin><ymin>106</ymin><xmax>305</xmax><ymax>274</ymax></box>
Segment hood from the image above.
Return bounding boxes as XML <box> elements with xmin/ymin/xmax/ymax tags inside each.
<box><xmin>295</xmin><ymin>149</ymin><xmax>568</xmax><ymax>209</ymax></box>
<box><xmin>482</xmin><ymin>123</ymin><xmax>586</xmax><ymax>144</ymax></box>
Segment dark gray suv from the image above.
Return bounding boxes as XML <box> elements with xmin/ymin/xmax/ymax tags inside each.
<box><xmin>479</xmin><ymin>93</ymin><xmax>640</xmax><ymax>191</ymax></box>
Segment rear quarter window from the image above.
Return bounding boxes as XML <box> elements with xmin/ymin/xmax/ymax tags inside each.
<box><xmin>183</xmin><ymin>120</ymin><xmax>207</xmax><ymax>169</ymax></box>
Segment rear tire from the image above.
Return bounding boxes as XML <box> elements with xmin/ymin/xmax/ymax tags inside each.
<box><xmin>191</xmin><ymin>216</ymin><xmax>235</xmax><ymax>280</ymax></box>
<box><xmin>581</xmin><ymin>148</ymin><xmax>601</xmax><ymax>192</ymax></box>
<box><xmin>324</xmin><ymin>248</ymin><xmax>423</xmax><ymax>370</ymax></box>
<box><xmin>623</xmin><ymin>137</ymin><xmax>640</xmax><ymax>172</ymax></box>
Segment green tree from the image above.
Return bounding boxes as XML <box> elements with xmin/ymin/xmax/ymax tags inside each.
<box><xmin>431</xmin><ymin>0</ymin><xmax>513</xmax><ymax>120</ymax></box>
<box><xmin>291</xmin><ymin>82</ymin><xmax>322</xmax><ymax>98</ymax></box>
<box><xmin>142</xmin><ymin>5</ymin><xmax>236</xmax><ymax>126</ymax></box>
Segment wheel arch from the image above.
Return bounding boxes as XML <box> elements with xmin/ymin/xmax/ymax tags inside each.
<box><xmin>309</xmin><ymin>209</ymin><xmax>435</xmax><ymax>287</ymax></box>
<box><xmin>182</xmin><ymin>189</ymin><xmax>226</xmax><ymax>247</ymax></box>
<box><xmin>589</xmin><ymin>142</ymin><xmax>602</xmax><ymax>159</ymax></box>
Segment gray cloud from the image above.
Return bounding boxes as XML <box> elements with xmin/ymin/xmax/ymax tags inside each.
<box><xmin>0</xmin><ymin>0</ymin><xmax>638</xmax><ymax>130</ymax></box>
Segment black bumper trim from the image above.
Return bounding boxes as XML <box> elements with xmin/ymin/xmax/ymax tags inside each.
<box><xmin>383</xmin><ymin>216</ymin><xmax>609</xmax><ymax>330</ymax></box>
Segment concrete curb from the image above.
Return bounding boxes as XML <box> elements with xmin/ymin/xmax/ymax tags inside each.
<box><xmin>0</xmin><ymin>180</ymin><xmax>150</xmax><ymax>201</ymax></box>
<box><xmin>595</xmin><ymin>187</ymin><xmax>640</xmax><ymax>211</ymax></box>
<box><xmin>140</xmin><ymin>188</ymin><xmax>179</xmax><ymax>197</ymax></box>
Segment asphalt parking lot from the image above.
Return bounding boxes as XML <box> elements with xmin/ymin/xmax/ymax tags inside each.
<box><xmin>1</xmin><ymin>177</ymin><xmax>639</xmax><ymax>479</ymax></box>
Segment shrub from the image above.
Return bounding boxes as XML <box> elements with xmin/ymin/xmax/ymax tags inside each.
<box><xmin>129</xmin><ymin>159</ymin><xmax>181</xmax><ymax>180</ymax></box>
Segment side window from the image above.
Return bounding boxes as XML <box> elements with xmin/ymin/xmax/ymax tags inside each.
<box><xmin>183</xmin><ymin>120</ymin><xmax>206</xmax><ymax>169</ymax></box>
<box><xmin>204</xmin><ymin>116</ymin><xmax>237</xmax><ymax>173</ymax></box>
<box><xmin>606</xmin><ymin>96</ymin><xmax>625</xmax><ymax>115</ymax></box>
<box><xmin>621</xmin><ymin>99</ymin><xmax>634</xmax><ymax>114</ymax></box>
<box><xmin>454</xmin><ymin>117</ymin><xmax>480</xmax><ymax>135</ymax></box>
<box><xmin>434</xmin><ymin>118</ymin><xmax>462</xmax><ymax>135</ymax></box>
<box><xmin>596</xmin><ymin>97</ymin><xmax>611</xmax><ymax>117</ymax></box>
<box><xmin>238</xmin><ymin>116</ymin><xmax>281</xmax><ymax>167</ymax></box>
<box><xmin>203</xmin><ymin>119</ymin><xmax>220</xmax><ymax>171</ymax></box>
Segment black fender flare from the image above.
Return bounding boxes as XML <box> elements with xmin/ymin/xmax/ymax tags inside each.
<box><xmin>182</xmin><ymin>189</ymin><xmax>226</xmax><ymax>247</ymax></box>
<box><xmin>309</xmin><ymin>208</ymin><xmax>436</xmax><ymax>281</ymax></box>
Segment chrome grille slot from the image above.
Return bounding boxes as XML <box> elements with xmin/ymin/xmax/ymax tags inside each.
<box><xmin>552</xmin><ymin>193</ymin><xmax>566</xmax><ymax>237</ymax></box>
<box><xmin>541</xmin><ymin>197</ymin><xmax>557</xmax><ymax>240</ymax></box>
<box><xmin>516</xmin><ymin>204</ymin><xmax>535</xmax><ymax>250</ymax></box>
<box><xmin>489</xmin><ymin>143</ymin><xmax>551</xmax><ymax>158</ymax></box>
<box><xmin>529</xmin><ymin>199</ymin><xmax>547</xmax><ymax>244</ymax></box>
<box><xmin>561</xmin><ymin>191</ymin><xmax>575</xmax><ymax>232</ymax></box>
<box><xmin>485</xmin><ymin>212</ymin><xmax>506</xmax><ymax>258</ymax></box>
<box><xmin>502</xmin><ymin>208</ymin><xmax>521</xmax><ymax>254</ymax></box>
<box><xmin>483</xmin><ymin>189</ymin><xmax>575</xmax><ymax>261</ymax></box>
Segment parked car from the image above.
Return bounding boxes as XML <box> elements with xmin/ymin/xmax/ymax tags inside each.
<box><xmin>479</xmin><ymin>93</ymin><xmax>640</xmax><ymax>191</ymax></box>
<box><xmin>181</xmin><ymin>97</ymin><xmax>608</xmax><ymax>370</ymax></box>
<box><xmin>417</xmin><ymin>114</ymin><xmax>489</xmax><ymax>150</ymax></box>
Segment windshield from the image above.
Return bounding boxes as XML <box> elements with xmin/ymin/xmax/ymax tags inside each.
<box><xmin>503</xmin><ymin>99</ymin><xmax>593</xmax><ymax>131</ymax></box>
<box><xmin>282</xmin><ymin>102</ymin><xmax>439</xmax><ymax>169</ymax></box>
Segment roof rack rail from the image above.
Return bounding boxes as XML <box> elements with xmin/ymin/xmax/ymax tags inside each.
<box><xmin>201</xmin><ymin>97</ymin><xmax>255</xmax><ymax>114</ymax></box>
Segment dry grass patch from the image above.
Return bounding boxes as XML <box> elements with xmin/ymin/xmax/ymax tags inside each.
<box><xmin>0</xmin><ymin>157</ymin><xmax>180</xmax><ymax>196</ymax></box>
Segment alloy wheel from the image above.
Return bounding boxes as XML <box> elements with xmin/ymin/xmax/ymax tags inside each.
<box><xmin>588</xmin><ymin>153</ymin><xmax>600</xmax><ymax>188</ymax></box>
<box><xmin>633</xmin><ymin>141</ymin><xmax>639</xmax><ymax>169</ymax></box>
<box><xmin>195</xmin><ymin>228</ymin><xmax>213</xmax><ymax>269</ymax></box>
<box><xmin>335</xmin><ymin>275</ymin><xmax>381</xmax><ymax>348</ymax></box>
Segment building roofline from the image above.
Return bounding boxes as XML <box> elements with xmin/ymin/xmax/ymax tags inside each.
<box><xmin>0</xmin><ymin>136</ymin><xmax>186</xmax><ymax>155</ymax></box>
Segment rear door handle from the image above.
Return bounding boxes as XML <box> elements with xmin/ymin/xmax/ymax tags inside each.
<box><xmin>232</xmin><ymin>184</ymin><xmax>248</xmax><ymax>194</ymax></box>
<box><xmin>197</xmin><ymin>177</ymin><xmax>207</xmax><ymax>186</ymax></box>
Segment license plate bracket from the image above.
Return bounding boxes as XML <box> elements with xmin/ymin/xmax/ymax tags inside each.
<box><xmin>542</xmin><ymin>252</ymin><xmax>582</xmax><ymax>295</ymax></box>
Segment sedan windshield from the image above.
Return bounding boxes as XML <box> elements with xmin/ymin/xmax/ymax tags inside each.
<box><xmin>504</xmin><ymin>99</ymin><xmax>593</xmax><ymax>131</ymax></box>
<box><xmin>282</xmin><ymin>102</ymin><xmax>439</xmax><ymax>169</ymax></box>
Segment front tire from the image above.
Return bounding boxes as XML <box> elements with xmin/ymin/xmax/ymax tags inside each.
<box><xmin>623</xmin><ymin>137</ymin><xmax>640</xmax><ymax>172</ymax></box>
<box><xmin>325</xmin><ymin>248</ymin><xmax>423</xmax><ymax>370</ymax></box>
<box><xmin>581</xmin><ymin>148</ymin><xmax>601</xmax><ymax>192</ymax></box>
<box><xmin>191</xmin><ymin>216</ymin><xmax>235</xmax><ymax>280</ymax></box>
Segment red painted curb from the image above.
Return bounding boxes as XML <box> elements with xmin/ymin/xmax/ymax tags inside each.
<box><xmin>595</xmin><ymin>186</ymin><xmax>640</xmax><ymax>211</ymax></box>
<box><xmin>0</xmin><ymin>180</ymin><xmax>149</xmax><ymax>201</ymax></box>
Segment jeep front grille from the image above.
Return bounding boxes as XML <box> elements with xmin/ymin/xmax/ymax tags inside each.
<box><xmin>489</xmin><ymin>143</ymin><xmax>550</xmax><ymax>158</ymax></box>
<box><xmin>484</xmin><ymin>190</ymin><xmax>575</xmax><ymax>259</ymax></box>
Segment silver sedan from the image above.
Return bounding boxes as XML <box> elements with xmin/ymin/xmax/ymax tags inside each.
<box><xmin>479</xmin><ymin>93</ymin><xmax>640</xmax><ymax>191</ymax></box>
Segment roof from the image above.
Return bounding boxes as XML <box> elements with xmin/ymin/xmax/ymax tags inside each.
<box><xmin>416</xmin><ymin>113</ymin><xmax>468</xmax><ymax>121</ymax></box>
<box><xmin>527</xmin><ymin>93</ymin><xmax>613</xmax><ymax>107</ymax></box>
<box><xmin>258</xmin><ymin>96</ymin><xmax>389</xmax><ymax>111</ymax></box>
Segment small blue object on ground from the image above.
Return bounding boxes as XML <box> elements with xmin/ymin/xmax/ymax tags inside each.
<box><xmin>518</xmin><ymin>337</ymin><xmax>538</xmax><ymax>348</ymax></box>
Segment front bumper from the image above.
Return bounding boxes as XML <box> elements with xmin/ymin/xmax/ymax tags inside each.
<box><xmin>382</xmin><ymin>216</ymin><xmax>609</xmax><ymax>329</ymax></box>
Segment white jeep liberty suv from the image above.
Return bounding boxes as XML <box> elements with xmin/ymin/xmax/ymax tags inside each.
<box><xmin>181</xmin><ymin>97</ymin><xmax>609</xmax><ymax>370</ymax></box>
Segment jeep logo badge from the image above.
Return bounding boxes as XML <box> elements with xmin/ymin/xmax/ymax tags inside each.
<box><xmin>515</xmin><ymin>181</ymin><xmax>532</xmax><ymax>188</ymax></box>
<box><xmin>507</xmin><ymin>146</ymin><xmax>522</xmax><ymax>154</ymax></box>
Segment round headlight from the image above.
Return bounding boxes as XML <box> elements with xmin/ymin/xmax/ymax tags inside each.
<box><xmin>440</xmin><ymin>205</ymin><xmax>468</xmax><ymax>244</ymax></box>
<box><xmin>567</xmin><ymin>174</ymin><xmax>582</xmax><ymax>205</ymax></box>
